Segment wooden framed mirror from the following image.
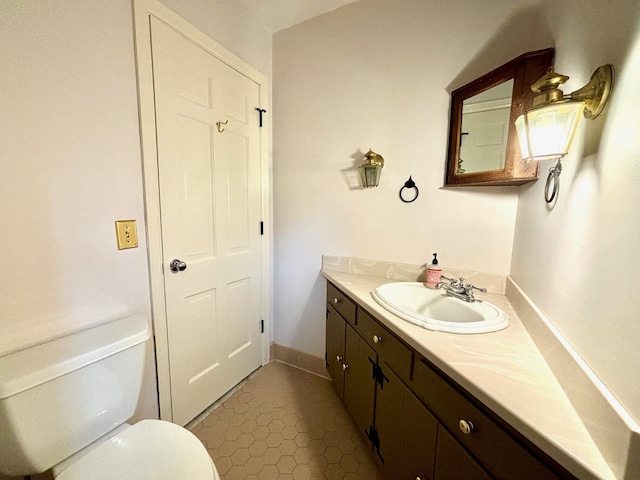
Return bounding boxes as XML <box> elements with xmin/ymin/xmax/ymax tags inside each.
<box><xmin>445</xmin><ymin>48</ymin><xmax>554</xmax><ymax>186</ymax></box>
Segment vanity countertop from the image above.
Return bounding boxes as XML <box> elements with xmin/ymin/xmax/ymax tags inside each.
<box><xmin>321</xmin><ymin>269</ymin><xmax>615</xmax><ymax>480</ymax></box>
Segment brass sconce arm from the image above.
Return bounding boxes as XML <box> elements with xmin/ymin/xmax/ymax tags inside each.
<box><xmin>568</xmin><ymin>65</ymin><xmax>614</xmax><ymax>119</ymax></box>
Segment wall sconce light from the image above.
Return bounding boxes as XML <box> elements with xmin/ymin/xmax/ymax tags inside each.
<box><xmin>515</xmin><ymin>65</ymin><xmax>614</xmax><ymax>202</ymax></box>
<box><xmin>359</xmin><ymin>149</ymin><xmax>385</xmax><ymax>188</ymax></box>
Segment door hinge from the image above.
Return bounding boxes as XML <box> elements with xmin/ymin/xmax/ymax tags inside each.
<box><xmin>260</xmin><ymin>221</ymin><xmax>264</xmax><ymax>235</ymax></box>
<box><xmin>369</xmin><ymin>358</ymin><xmax>389</xmax><ymax>390</ymax></box>
<box><xmin>260</xmin><ymin>319</ymin><xmax>264</xmax><ymax>333</ymax></box>
<box><xmin>256</xmin><ymin>108</ymin><xmax>266</xmax><ymax>127</ymax></box>
<box><xmin>366</xmin><ymin>425</ymin><xmax>385</xmax><ymax>463</ymax></box>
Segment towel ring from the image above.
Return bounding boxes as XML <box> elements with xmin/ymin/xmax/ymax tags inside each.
<box><xmin>399</xmin><ymin>176</ymin><xmax>419</xmax><ymax>203</ymax></box>
<box><xmin>545</xmin><ymin>161</ymin><xmax>562</xmax><ymax>204</ymax></box>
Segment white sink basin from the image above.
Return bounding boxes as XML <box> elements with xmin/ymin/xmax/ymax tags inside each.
<box><xmin>371</xmin><ymin>282</ymin><xmax>509</xmax><ymax>334</ymax></box>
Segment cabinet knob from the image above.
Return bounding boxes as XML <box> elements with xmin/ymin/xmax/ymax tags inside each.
<box><xmin>373</xmin><ymin>334</ymin><xmax>382</xmax><ymax>344</ymax></box>
<box><xmin>459</xmin><ymin>419</ymin><xmax>474</xmax><ymax>435</ymax></box>
<box><xmin>336</xmin><ymin>355</ymin><xmax>343</xmax><ymax>362</ymax></box>
<box><xmin>333</xmin><ymin>297</ymin><xmax>341</xmax><ymax>304</ymax></box>
<box><xmin>342</xmin><ymin>363</ymin><xmax>349</xmax><ymax>371</ymax></box>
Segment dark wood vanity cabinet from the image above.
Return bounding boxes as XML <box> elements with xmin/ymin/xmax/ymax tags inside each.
<box><xmin>411</xmin><ymin>358</ymin><xmax>563</xmax><ymax>480</ymax></box>
<box><xmin>325</xmin><ymin>303</ymin><xmax>346</xmax><ymax>396</ymax></box>
<box><xmin>343</xmin><ymin>323</ymin><xmax>376</xmax><ymax>435</ymax></box>
<box><xmin>375</xmin><ymin>360</ymin><xmax>438</xmax><ymax>480</ymax></box>
<box><xmin>325</xmin><ymin>281</ymin><xmax>576</xmax><ymax>480</ymax></box>
<box><xmin>325</xmin><ymin>284</ymin><xmax>376</xmax><ymax>436</ymax></box>
<box><xmin>435</xmin><ymin>426</ymin><xmax>493</xmax><ymax>480</ymax></box>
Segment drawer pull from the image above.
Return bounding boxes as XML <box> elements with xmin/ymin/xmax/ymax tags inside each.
<box><xmin>373</xmin><ymin>334</ymin><xmax>382</xmax><ymax>344</ymax></box>
<box><xmin>336</xmin><ymin>355</ymin><xmax>343</xmax><ymax>362</ymax></box>
<box><xmin>333</xmin><ymin>297</ymin><xmax>341</xmax><ymax>304</ymax></box>
<box><xmin>342</xmin><ymin>363</ymin><xmax>349</xmax><ymax>371</ymax></box>
<box><xmin>459</xmin><ymin>419</ymin><xmax>474</xmax><ymax>435</ymax></box>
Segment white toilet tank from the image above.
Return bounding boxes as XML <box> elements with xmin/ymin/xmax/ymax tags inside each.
<box><xmin>0</xmin><ymin>315</ymin><xmax>150</xmax><ymax>477</ymax></box>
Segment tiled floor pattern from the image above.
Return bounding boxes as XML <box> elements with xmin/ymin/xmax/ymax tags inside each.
<box><xmin>191</xmin><ymin>361</ymin><xmax>384</xmax><ymax>480</ymax></box>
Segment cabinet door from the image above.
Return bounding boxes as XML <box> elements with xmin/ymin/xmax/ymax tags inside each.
<box><xmin>344</xmin><ymin>323</ymin><xmax>377</xmax><ymax>437</ymax></box>
<box><xmin>374</xmin><ymin>362</ymin><xmax>406</xmax><ymax>480</ymax></box>
<box><xmin>434</xmin><ymin>426</ymin><xmax>492</xmax><ymax>480</ymax></box>
<box><xmin>400</xmin><ymin>388</ymin><xmax>438</xmax><ymax>480</ymax></box>
<box><xmin>326</xmin><ymin>304</ymin><xmax>346</xmax><ymax>397</ymax></box>
<box><xmin>413</xmin><ymin>358</ymin><xmax>562</xmax><ymax>480</ymax></box>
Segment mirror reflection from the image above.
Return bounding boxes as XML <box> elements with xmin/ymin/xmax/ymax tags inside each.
<box><xmin>458</xmin><ymin>79</ymin><xmax>514</xmax><ymax>175</ymax></box>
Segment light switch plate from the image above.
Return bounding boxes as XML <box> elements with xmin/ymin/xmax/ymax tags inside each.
<box><xmin>115</xmin><ymin>220</ymin><xmax>139</xmax><ymax>249</ymax></box>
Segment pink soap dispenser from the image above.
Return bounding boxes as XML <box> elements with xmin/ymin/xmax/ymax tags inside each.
<box><xmin>426</xmin><ymin>253</ymin><xmax>442</xmax><ymax>288</ymax></box>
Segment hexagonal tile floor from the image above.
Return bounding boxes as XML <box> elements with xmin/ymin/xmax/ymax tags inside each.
<box><xmin>190</xmin><ymin>361</ymin><xmax>383</xmax><ymax>480</ymax></box>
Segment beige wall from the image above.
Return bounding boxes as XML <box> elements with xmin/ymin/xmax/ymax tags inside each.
<box><xmin>272</xmin><ymin>0</ymin><xmax>551</xmax><ymax>356</ymax></box>
<box><xmin>511</xmin><ymin>0</ymin><xmax>640</xmax><ymax>423</ymax></box>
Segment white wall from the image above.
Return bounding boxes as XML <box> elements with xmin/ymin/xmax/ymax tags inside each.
<box><xmin>511</xmin><ymin>0</ymin><xmax>640</xmax><ymax>423</ymax></box>
<box><xmin>0</xmin><ymin>0</ymin><xmax>157</xmax><ymax>421</ymax></box>
<box><xmin>159</xmin><ymin>0</ymin><xmax>273</xmax><ymax>79</ymax></box>
<box><xmin>3</xmin><ymin>0</ymin><xmax>638</xmax><ymax>457</ymax></box>
<box><xmin>0</xmin><ymin>0</ymin><xmax>273</xmax><ymax>432</ymax></box>
<box><xmin>273</xmin><ymin>0</ymin><xmax>640</xmax><ymax>427</ymax></box>
<box><xmin>272</xmin><ymin>0</ymin><xmax>552</xmax><ymax>357</ymax></box>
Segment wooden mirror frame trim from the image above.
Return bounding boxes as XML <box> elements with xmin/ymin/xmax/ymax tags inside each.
<box><xmin>445</xmin><ymin>48</ymin><xmax>555</xmax><ymax>187</ymax></box>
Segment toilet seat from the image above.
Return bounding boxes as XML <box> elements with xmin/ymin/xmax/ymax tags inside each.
<box><xmin>55</xmin><ymin>420</ymin><xmax>219</xmax><ymax>480</ymax></box>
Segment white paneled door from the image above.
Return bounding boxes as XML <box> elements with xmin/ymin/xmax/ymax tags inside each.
<box><xmin>151</xmin><ymin>18</ymin><xmax>263</xmax><ymax>426</ymax></box>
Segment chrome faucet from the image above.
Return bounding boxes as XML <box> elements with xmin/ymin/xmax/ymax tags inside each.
<box><xmin>435</xmin><ymin>275</ymin><xmax>487</xmax><ymax>303</ymax></box>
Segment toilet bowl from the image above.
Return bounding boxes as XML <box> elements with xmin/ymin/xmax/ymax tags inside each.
<box><xmin>0</xmin><ymin>315</ymin><xmax>220</xmax><ymax>479</ymax></box>
<box><xmin>53</xmin><ymin>420</ymin><xmax>220</xmax><ymax>480</ymax></box>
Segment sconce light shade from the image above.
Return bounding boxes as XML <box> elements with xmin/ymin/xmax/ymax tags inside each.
<box><xmin>514</xmin><ymin>64</ymin><xmax>613</xmax><ymax>203</ymax></box>
<box><xmin>359</xmin><ymin>149</ymin><xmax>385</xmax><ymax>188</ymax></box>
<box><xmin>515</xmin><ymin>102</ymin><xmax>584</xmax><ymax>162</ymax></box>
<box><xmin>514</xmin><ymin>65</ymin><xmax>613</xmax><ymax>163</ymax></box>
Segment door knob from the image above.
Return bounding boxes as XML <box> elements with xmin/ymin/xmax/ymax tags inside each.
<box><xmin>169</xmin><ymin>259</ymin><xmax>187</xmax><ymax>273</ymax></box>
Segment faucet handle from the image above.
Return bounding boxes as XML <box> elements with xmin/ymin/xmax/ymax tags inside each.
<box><xmin>441</xmin><ymin>275</ymin><xmax>455</xmax><ymax>284</ymax></box>
<box><xmin>464</xmin><ymin>283</ymin><xmax>487</xmax><ymax>294</ymax></box>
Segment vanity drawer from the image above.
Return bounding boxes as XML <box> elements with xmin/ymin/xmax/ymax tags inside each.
<box><xmin>326</xmin><ymin>282</ymin><xmax>356</xmax><ymax>326</ymax></box>
<box><xmin>356</xmin><ymin>308</ymin><xmax>413</xmax><ymax>381</ymax></box>
<box><xmin>413</xmin><ymin>357</ymin><xmax>562</xmax><ymax>480</ymax></box>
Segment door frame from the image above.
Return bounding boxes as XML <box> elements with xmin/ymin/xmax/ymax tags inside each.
<box><xmin>132</xmin><ymin>0</ymin><xmax>271</xmax><ymax>421</ymax></box>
